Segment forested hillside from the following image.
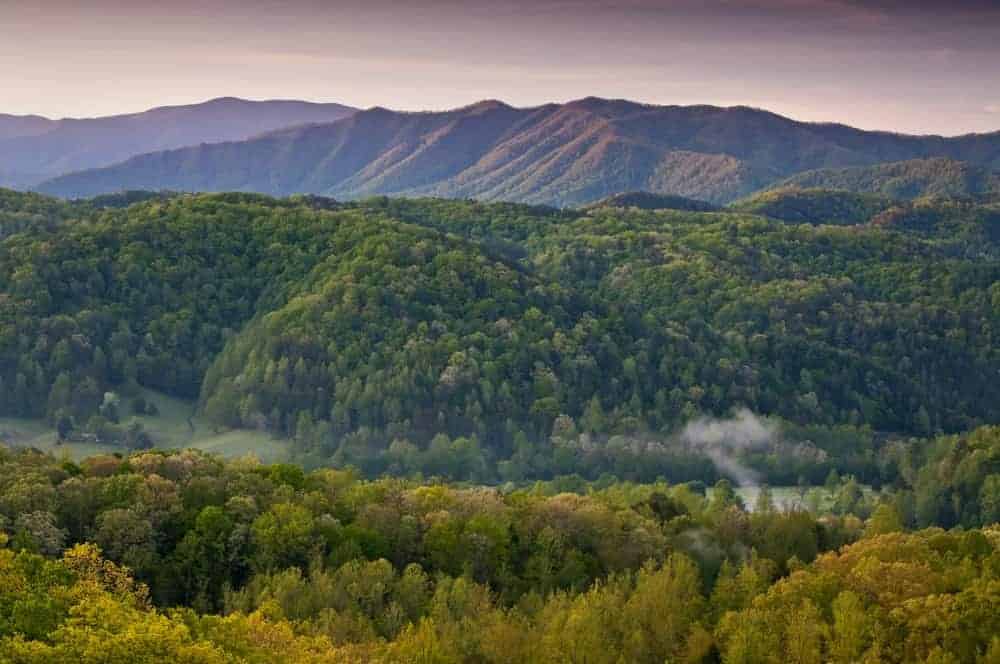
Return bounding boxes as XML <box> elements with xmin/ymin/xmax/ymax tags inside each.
<box><xmin>770</xmin><ymin>158</ymin><xmax>1000</xmax><ymax>200</ymax></box>
<box><xmin>0</xmin><ymin>188</ymin><xmax>175</xmax><ymax>240</ymax></box>
<box><xmin>0</xmin><ymin>188</ymin><xmax>80</xmax><ymax>238</ymax></box>
<box><xmin>36</xmin><ymin>99</ymin><xmax>1000</xmax><ymax>206</ymax></box>
<box><xmin>728</xmin><ymin>188</ymin><xmax>895</xmax><ymax>225</ymax></box>
<box><xmin>587</xmin><ymin>191</ymin><xmax>719</xmax><ymax>212</ymax></box>
<box><xmin>0</xmin><ymin>190</ymin><xmax>998</xmax><ymax>483</ymax></box>
<box><xmin>2</xmin><ymin>180</ymin><xmax>1000</xmax><ymax>664</ymax></box>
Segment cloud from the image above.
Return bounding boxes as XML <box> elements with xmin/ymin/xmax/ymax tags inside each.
<box><xmin>986</xmin><ymin>105</ymin><xmax>1000</xmax><ymax>114</ymax></box>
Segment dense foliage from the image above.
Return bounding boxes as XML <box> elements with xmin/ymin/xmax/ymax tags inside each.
<box><xmin>587</xmin><ymin>190</ymin><xmax>720</xmax><ymax>212</ymax></box>
<box><xmin>1</xmin><ymin>191</ymin><xmax>999</xmax><ymax>480</ymax></box>
<box><xmin>870</xmin><ymin>196</ymin><xmax>1000</xmax><ymax>246</ymax></box>
<box><xmin>728</xmin><ymin>187</ymin><xmax>893</xmax><ymax>225</ymax></box>
<box><xmin>1</xmin><ymin>178</ymin><xmax>999</xmax><ymax>660</ymax></box>
<box><xmin>771</xmin><ymin>158</ymin><xmax>1000</xmax><ymax>201</ymax></box>
<box><xmin>0</xmin><ymin>188</ymin><xmax>79</xmax><ymax>239</ymax></box>
<box><xmin>0</xmin><ymin>441</ymin><xmax>998</xmax><ymax>663</ymax></box>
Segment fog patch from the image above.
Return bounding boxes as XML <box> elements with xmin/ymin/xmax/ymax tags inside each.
<box><xmin>680</xmin><ymin>409</ymin><xmax>778</xmax><ymax>487</ymax></box>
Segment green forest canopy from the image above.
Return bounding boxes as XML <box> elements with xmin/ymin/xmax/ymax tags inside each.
<box><xmin>0</xmin><ymin>425</ymin><xmax>999</xmax><ymax>662</ymax></box>
<box><xmin>0</xmin><ymin>189</ymin><xmax>998</xmax><ymax>482</ymax></box>
<box><xmin>2</xmin><ymin>185</ymin><xmax>1000</xmax><ymax>661</ymax></box>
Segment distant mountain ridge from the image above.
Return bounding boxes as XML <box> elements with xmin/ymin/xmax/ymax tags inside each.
<box><xmin>0</xmin><ymin>98</ymin><xmax>358</xmax><ymax>188</ymax></box>
<box><xmin>0</xmin><ymin>113</ymin><xmax>55</xmax><ymax>140</ymax></box>
<box><xmin>36</xmin><ymin>98</ymin><xmax>1000</xmax><ymax>205</ymax></box>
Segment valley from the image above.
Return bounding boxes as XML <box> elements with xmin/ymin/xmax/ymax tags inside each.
<box><xmin>1</xmin><ymin>50</ymin><xmax>999</xmax><ymax>661</ymax></box>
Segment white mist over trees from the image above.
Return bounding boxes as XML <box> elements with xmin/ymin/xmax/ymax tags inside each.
<box><xmin>680</xmin><ymin>409</ymin><xmax>778</xmax><ymax>487</ymax></box>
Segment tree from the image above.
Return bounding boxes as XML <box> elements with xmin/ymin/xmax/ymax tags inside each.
<box><xmin>830</xmin><ymin>591</ymin><xmax>870</xmax><ymax>663</ymax></box>
<box><xmin>754</xmin><ymin>485</ymin><xmax>776</xmax><ymax>514</ymax></box>
<box><xmin>979</xmin><ymin>475</ymin><xmax>1000</xmax><ymax>525</ymax></box>
<box><xmin>13</xmin><ymin>510</ymin><xmax>67</xmax><ymax>556</ymax></box>
<box><xmin>865</xmin><ymin>503</ymin><xmax>903</xmax><ymax>537</ymax></box>
<box><xmin>620</xmin><ymin>556</ymin><xmax>708</xmax><ymax>663</ymax></box>
<box><xmin>92</xmin><ymin>508</ymin><xmax>157</xmax><ymax>575</ymax></box>
<box><xmin>251</xmin><ymin>503</ymin><xmax>317</xmax><ymax>571</ymax></box>
<box><xmin>56</xmin><ymin>414</ymin><xmax>74</xmax><ymax>441</ymax></box>
<box><xmin>710</xmin><ymin>479</ymin><xmax>743</xmax><ymax>511</ymax></box>
<box><xmin>46</xmin><ymin>372</ymin><xmax>73</xmax><ymax>421</ymax></box>
<box><xmin>784</xmin><ymin>601</ymin><xmax>828</xmax><ymax>664</ymax></box>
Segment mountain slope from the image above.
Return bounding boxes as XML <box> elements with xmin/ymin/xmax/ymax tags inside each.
<box><xmin>0</xmin><ymin>98</ymin><xmax>357</xmax><ymax>188</ymax></box>
<box><xmin>0</xmin><ymin>113</ymin><xmax>55</xmax><ymax>140</ymax></box>
<box><xmin>586</xmin><ymin>191</ymin><xmax>719</xmax><ymax>212</ymax></box>
<box><xmin>0</xmin><ymin>187</ymin><xmax>82</xmax><ymax>238</ymax></box>
<box><xmin>2</xmin><ymin>192</ymin><xmax>1000</xmax><ymax>462</ymax></box>
<box><xmin>0</xmin><ymin>115</ymin><xmax>61</xmax><ymax>188</ymax></box>
<box><xmin>36</xmin><ymin>99</ymin><xmax>1000</xmax><ymax>206</ymax></box>
<box><xmin>730</xmin><ymin>187</ymin><xmax>894</xmax><ymax>225</ymax></box>
<box><xmin>768</xmin><ymin>158</ymin><xmax>1000</xmax><ymax>200</ymax></box>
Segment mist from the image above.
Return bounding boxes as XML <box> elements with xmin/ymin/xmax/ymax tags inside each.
<box><xmin>679</xmin><ymin>409</ymin><xmax>779</xmax><ymax>487</ymax></box>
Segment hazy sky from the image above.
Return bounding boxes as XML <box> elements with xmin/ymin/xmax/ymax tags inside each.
<box><xmin>2</xmin><ymin>0</ymin><xmax>999</xmax><ymax>135</ymax></box>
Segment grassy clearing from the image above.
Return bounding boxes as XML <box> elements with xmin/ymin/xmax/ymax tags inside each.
<box><xmin>0</xmin><ymin>417</ymin><xmax>119</xmax><ymax>461</ymax></box>
<box><xmin>707</xmin><ymin>485</ymin><xmax>875</xmax><ymax>512</ymax></box>
<box><xmin>735</xmin><ymin>486</ymin><xmax>812</xmax><ymax>512</ymax></box>
<box><xmin>0</xmin><ymin>388</ymin><xmax>290</xmax><ymax>463</ymax></box>
<box><xmin>186</xmin><ymin>430</ymin><xmax>289</xmax><ymax>464</ymax></box>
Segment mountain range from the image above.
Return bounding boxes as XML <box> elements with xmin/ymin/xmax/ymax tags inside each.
<box><xmin>0</xmin><ymin>98</ymin><xmax>357</xmax><ymax>189</ymax></box>
<box><xmin>34</xmin><ymin>98</ymin><xmax>1000</xmax><ymax>206</ymax></box>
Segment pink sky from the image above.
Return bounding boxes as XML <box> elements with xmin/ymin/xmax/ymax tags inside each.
<box><xmin>1</xmin><ymin>0</ymin><xmax>998</xmax><ymax>135</ymax></box>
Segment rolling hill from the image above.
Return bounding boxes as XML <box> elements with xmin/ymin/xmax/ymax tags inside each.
<box><xmin>586</xmin><ymin>191</ymin><xmax>719</xmax><ymax>212</ymax></box>
<box><xmin>0</xmin><ymin>97</ymin><xmax>357</xmax><ymax>188</ymax></box>
<box><xmin>2</xmin><ymin>190</ymin><xmax>999</xmax><ymax>482</ymax></box>
<box><xmin>767</xmin><ymin>158</ymin><xmax>1000</xmax><ymax>200</ymax></box>
<box><xmin>729</xmin><ymin>187</ymin><xmax>894</xmax><ymax>225</ymax></box>
<box><xmin>37</xmin><ymin>98</ymin><xmax>1000</xmax><ymax>205</ymax></box>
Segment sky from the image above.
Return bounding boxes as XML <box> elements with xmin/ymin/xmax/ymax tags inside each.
<box><xmin>1</xmin><ymin>0</ymin><xmax>999</xmax><ymax>135</ymax></box>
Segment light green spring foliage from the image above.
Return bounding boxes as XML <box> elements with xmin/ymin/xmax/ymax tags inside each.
<box><xmin>0</xmin><ymin>441</ymin><xmax>997</xmax><ymax>662</ymax></box>
<box><xmin>2</xmin><ymin>523</ymin><xmax>998</xmax><ymax>662</ymax></box>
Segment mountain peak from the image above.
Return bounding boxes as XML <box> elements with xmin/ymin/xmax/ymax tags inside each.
<box><xmin>201</xmin><ymin>96</ymin><xmax>252</xmax><ymax>106</ymax></box>
<box><xmin>462</xmin><ymin>99</ymin><xmax>514</xmax><ymax>113</ymax></box>
<box><xmin>564</xmin><ymin>97</ymin><xmax>645</xmax><ymax>113</ymax></box>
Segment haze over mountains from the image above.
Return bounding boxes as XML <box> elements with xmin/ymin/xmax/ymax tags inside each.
<box><xmin>33</xmin><ymin>97</ymin><xmax>1000</xmax><ymax>206</ymax></box>
<box><xmin>0</xmin><ymin>98</ymin><xmax>357</xmax><ymax>189</ymax></box>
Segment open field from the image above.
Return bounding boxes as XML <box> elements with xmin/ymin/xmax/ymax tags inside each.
<box><xmin>705</xmin><ymin>485</ymin><xmax>875</xmax><ymax>513</ymax></box>
<box><xmin>0</xmin><ymin>417</ymin><xmax>117</xmax><ymax>459</ymax></box>
<box><xmin>0</xmin><ymin>387</ymin><xmax>290</xmax><ymax>463</ymax></box>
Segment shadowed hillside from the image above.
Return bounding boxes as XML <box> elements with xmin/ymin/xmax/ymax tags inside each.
<box><xmin>0</xmin><ymin>98</ymin><xmax>357</xmax><ymax>188</ymax></box>
<box><xmin>586</xmin><ymin>191</ymin><xmax>719</xmax><ymax>212</ymax></box>
<box><xmin>768</xmin><ymin>158</ymin><xmax>1000</xmax><ymax>200</ymax></box>
<box><xmin>730</xmin><ymin>187</ymin><xmax>894</xmax><ymax>225</ymax></box>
